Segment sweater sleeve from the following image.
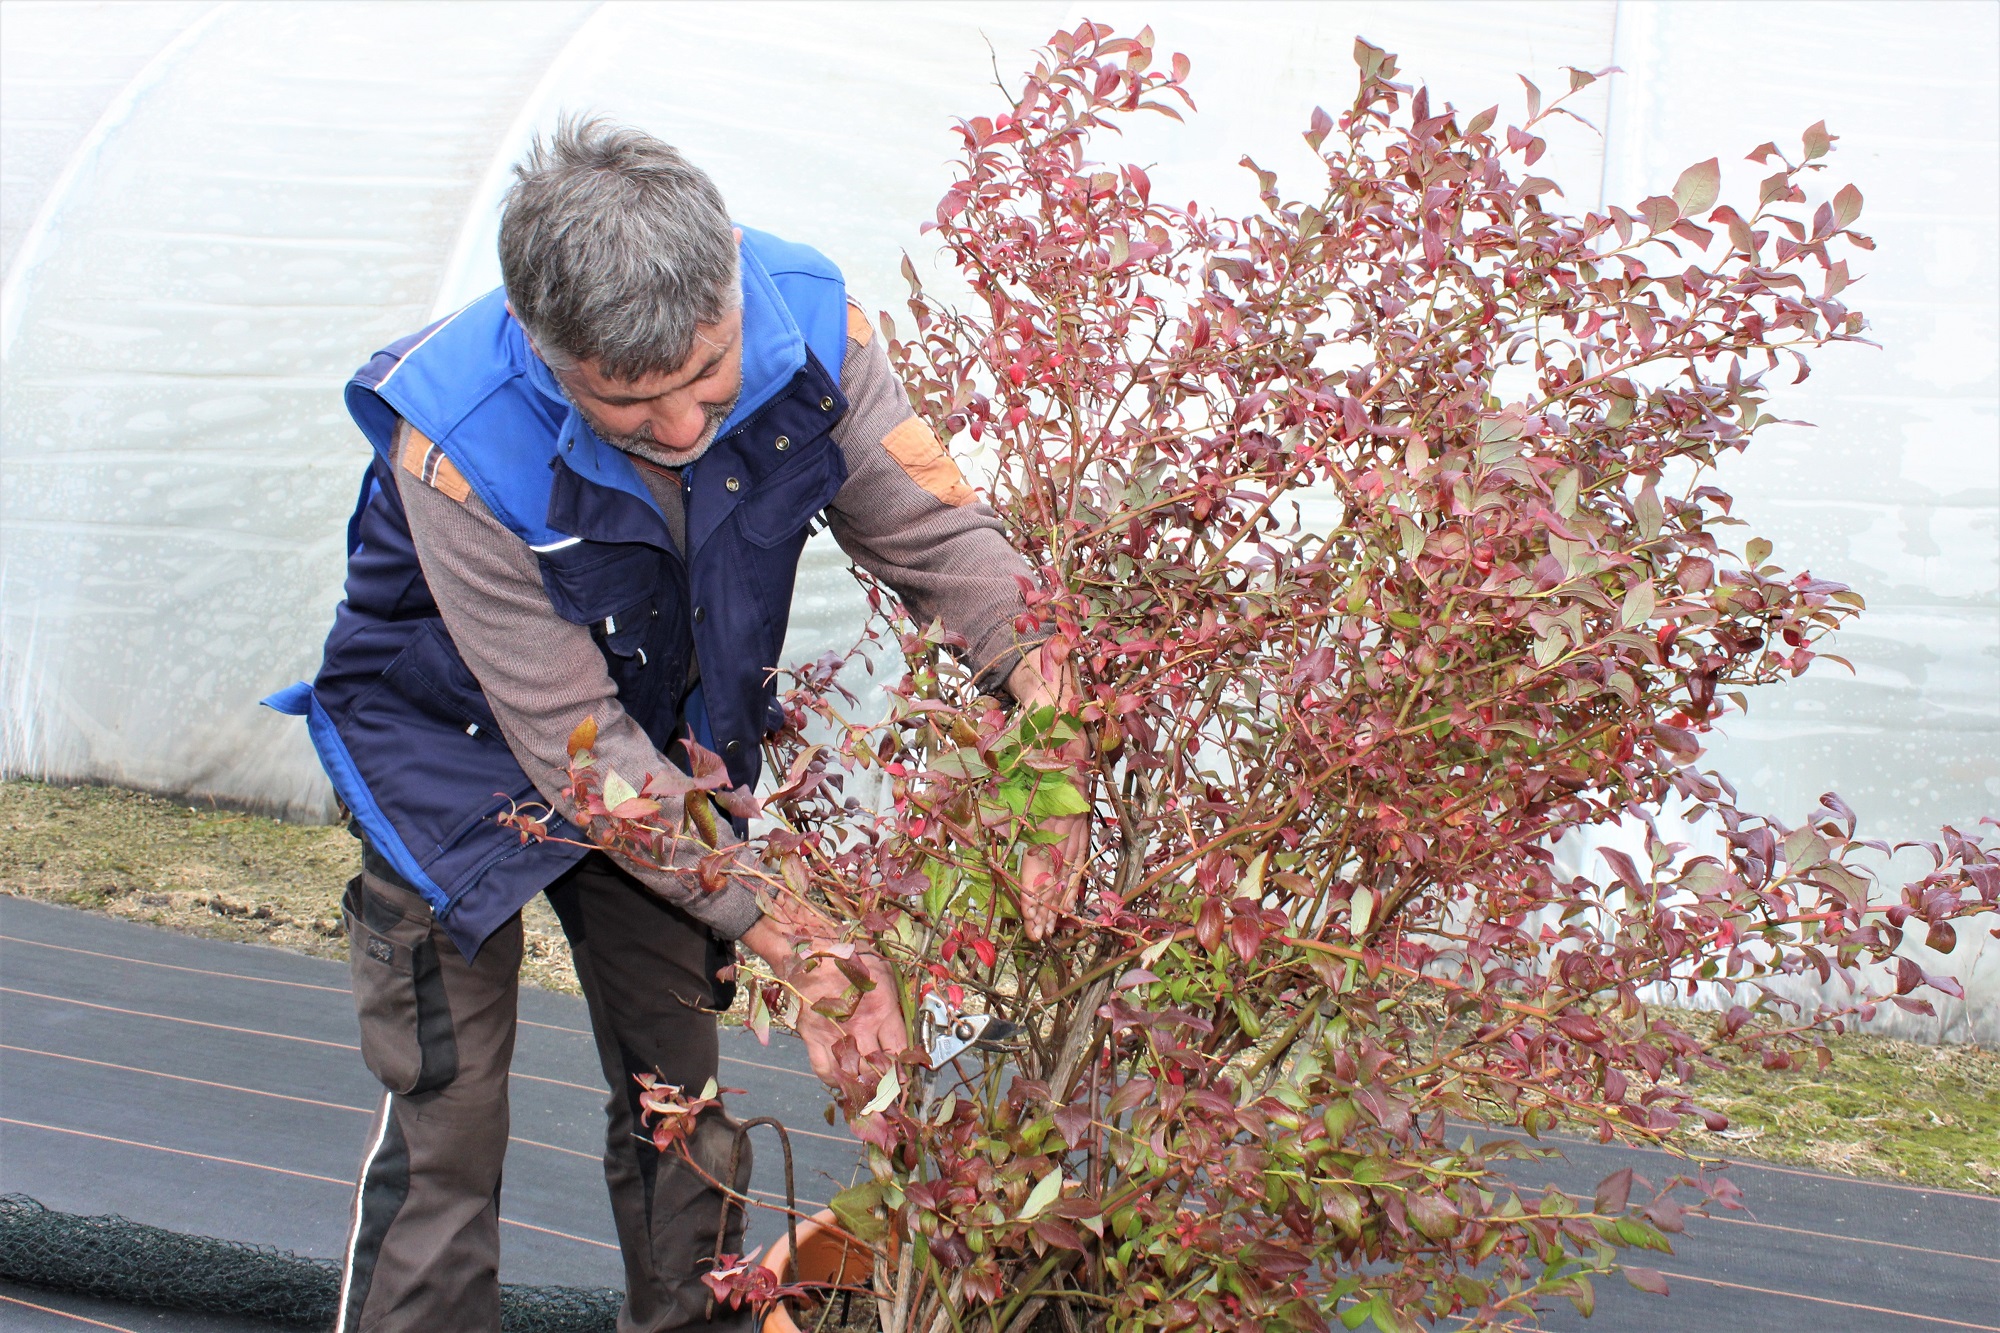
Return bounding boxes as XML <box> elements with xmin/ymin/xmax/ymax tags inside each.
<box><xmin>394</xmin><ymin>443</ymin><xmax>765</xmax><ymax>940</ymax></box>
<box><xmin>825</xmin><ymin>312</ymin><xmax>1039</xmax><ymax>692</ymax></box>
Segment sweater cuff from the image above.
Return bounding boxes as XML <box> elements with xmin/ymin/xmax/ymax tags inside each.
<box><xmin>684</xmin><ymin>882</ymin><xmax>764</xmax><ymax>940</ymax></box>
<box><xmin>971</xmin><ymin>630</ymin><xmax>1049</xmax><ymax>701</ymax></box>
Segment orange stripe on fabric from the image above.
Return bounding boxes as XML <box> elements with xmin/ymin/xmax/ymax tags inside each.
<box><xmin>881</xmin><ymin>416</ymin><xmax>975</xmax><ymax>507</ymax></box>
<box><xmin>845</xmin><ymin>302</ymin><xmax>873</xmax><ymax>346</ymax></box>
<box><xmin>397</xmin><ymin>427</ymin><xmax>470</xmax><ymax>503</ymax></box>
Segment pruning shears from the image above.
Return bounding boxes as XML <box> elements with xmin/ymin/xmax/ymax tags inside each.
<box><xmin>919</xmin><ymin>992</ymin><xmax>1020</xmax><ymax>1069</ymax></box>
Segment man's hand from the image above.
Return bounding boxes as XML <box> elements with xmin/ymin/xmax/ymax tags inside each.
<box><xmin>1006</xmin><ymin>653</ymin><xmax>1092</xmax><ymax>941</ymax></box>
<box><xmin>741</xmin><ymin>912</ymin><xmax>907</xmax><ymax>1089</ymax></box>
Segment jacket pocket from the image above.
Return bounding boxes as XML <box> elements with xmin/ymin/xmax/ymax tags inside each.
<box><xmin>733</xmin><ymin>433</ymin><xmax>846</xmax><ymax>549</ymax></box>
<box><xmin>535</xmin><ymin>541</ymin><xmax>674</xmax><ymax>625</ymax></box>
<box><xmin>344</xmin><ymin>875</ymin><xmax>459</xmax><ymax>1096</ymax></box>
<box><xmin>378</xmin><ymin>619</ymin><xmax>500</xmax><ymax>740</ymax></box>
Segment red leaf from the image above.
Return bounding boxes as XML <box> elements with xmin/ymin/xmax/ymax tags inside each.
<box><xmin>1052</xmin><ymin>1103</ymin><xmax>1093</xmax><ymax>1146</ymax></box>
<box><xmin>1228</xmin><ymin>910</ymin><xmax>1264</xmax><ymax>962</ymax></box>
<box><xmin>1594</xmin><ymin>1167</ymin><xmax>1634</xmax><ymax>1216</ymax></box>
<box><xmin>1599</xmin><ymin>848</ymin><xmax>1645</xmax><ymax>893</ymax></box>
<box><xmin>1195</xmin><ymin>897</ymin><xmax>1225</xmax><ymax>953</ymax></box>
<box><xmin>1625</xmin><ymin>1267</ymin><xmax>1670</xmax><ymax>1296</ymax></box>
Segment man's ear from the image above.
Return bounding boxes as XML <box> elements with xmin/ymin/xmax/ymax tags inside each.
<box><xmin>733</xmin><ymin>226</ymin><xmax>743</xmax><ymax>244</ymax></box>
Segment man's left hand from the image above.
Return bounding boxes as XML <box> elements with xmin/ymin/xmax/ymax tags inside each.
<box><xmin>1006</xmin><ymin>653</ymin><xmax>1092</xmax><ymax>941</ymax></box>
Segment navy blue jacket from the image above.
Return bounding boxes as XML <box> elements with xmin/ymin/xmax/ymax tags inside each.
<box><xmin>268</xmin><ymin>229</ymin><xmax>849</xmax><ymax>958</ymax></box>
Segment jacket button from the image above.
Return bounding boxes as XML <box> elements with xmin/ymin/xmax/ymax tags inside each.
<box><xmin>724</xmin><ymin>739</ymin><xmax>743</xmax><ymax>758</ymax></box>
<box><xmin>725</xmin><ymin>476</ymin><xmax>741</xmax><ymax>492</ymax></box>
<box><xmin>649</xmin><ymin>608</ymin><xmax>659</xmax><ymax>619</ymax></box>
<box><xmin>692</xmin><ymin>606</ymin><xmax>706</xmax><ymax>624</ymax></box>
<box><xmin>774</xmin><ymin>435</ymin><xmax>790</xmax><ymax>451</ymax></box>
<box><xmin>820</xmin><ymin>396</ymin><xmax>834</xmax><ymax>411</ymax></box>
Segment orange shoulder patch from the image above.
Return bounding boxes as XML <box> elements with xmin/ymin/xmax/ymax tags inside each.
<box><xmin>845</xmin><ymin>301</ymin><xmax>874</xmax><ymax>347</ymax></box>
<box><xmin>399</xmin><ymin>428</ymin><xmax>472</xmax><ymax>503</ymax></box>
<box><xmin>881</xmin><ymin>416</ymin><xmax>975</xmax><ymax>507</ymax></box>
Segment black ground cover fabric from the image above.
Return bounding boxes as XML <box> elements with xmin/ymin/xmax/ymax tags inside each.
<box><xmin>0</xmin><ymin>1194</ymin><xmax>622</xmax><ymax>1332</ymax></box>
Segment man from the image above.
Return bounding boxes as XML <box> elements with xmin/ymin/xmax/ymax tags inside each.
<box><xmin>266</xmin><ymin>119</ymin><xmax>1071</xmax><ymax>1332</ymax></box>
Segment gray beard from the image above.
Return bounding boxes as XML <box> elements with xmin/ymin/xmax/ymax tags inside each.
<box><xmin>569</xmin><ymin>391</ymin><xmax>739</xmax><ymax>470</ymax></box>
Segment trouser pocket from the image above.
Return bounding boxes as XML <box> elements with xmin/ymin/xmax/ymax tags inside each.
<box><xmin>344</xmin><ymin>874</ymin><xmax>460</xmax><ymax>1096</ymax></box>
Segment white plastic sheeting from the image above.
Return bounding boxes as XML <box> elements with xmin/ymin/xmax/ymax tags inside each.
<box><xmin>2</xmin><ymin>3</ymin><xmax>1993</xmax><ymax>1030</ymax></box>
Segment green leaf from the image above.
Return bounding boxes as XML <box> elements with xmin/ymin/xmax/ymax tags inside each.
<box><xmin>1322</xmin><ymin>1185</ymin><xmax>1363</xmax><ymax>1238</ymax></box>
<box><xmin>923</xmin><ymin>859</ymin><xmax>957</xmax><ymax>917</ymax></box>
<box><xmin>927</xmin><ymin>751</ymin><xmax>991</xmax><ymax>780</ymax></box>
<box><xmin>1352</xmin><ymin>37</ymin><xmax>1387</xmax><ymax>80</ymax></box>
<box><xmin>1349</xmin><ymin>886</ymin><xmax>1375</xmax><ymax>939</ymax></box>
<box><xmin>1636</xmin><ymin>486</ymin><xmax>1664</xmax><ymax>540</ymax></box>
<box><xmin>1027</xmin><ymin>774</ymin><xmax>1091</xmax><ymax>819</ymax></box>
<box><xmin>1801</xmin><ymin>120</ymin><xmax>1832</xmax><ymax>160</ymax></box>
<box><xmin>1673</xmin><ymin>158</ymin><xmax>1720</xmax><ymax>216</ymax></box>
<box><xmin>1783</xmin><ymin>828</ymin><xmax>1830</xmax><ymax>871</ymax></box>
<box><xmin>601</xmin><ymin>769</ymin><xmax>638</xmax><ymax>813</ymax></box>
<box><xmin>829</xmin><ymin>1180</ymin><xmax>887</xmax><ymax>1243</ymax></box>
<box><xmin>1019</xmin><ymin>1167</ymin><xmax>1064</xmax><ymax>1221</ymax></box>
<box><xmin>1746</xmin><ymin>536</ymin><xmax>1773</xmax><ymax>567</ymax></box>
<box><xmin>1619</xmin><ymin>580</ymin><xmax>1656</xmax><ymax>629</ymax></box>
<box><xmin>1551</xmin><ymin>468</ymin><xmax>1580</xmax><ymax>517</ymax></box>
<box><xmin>1398</xmin><ymin>515</ymin><xmax>1424</xmax><ymax>561</ymax></box>
<box><xmin>860</xmin><ymin>1066</ymin><xmax>901</xmax><ymax>1116</ymax></box>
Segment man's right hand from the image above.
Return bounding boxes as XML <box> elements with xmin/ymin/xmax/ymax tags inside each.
<box><xmin>741</xmin><ymin>913</ymin><xmax>907</xmax><ymax>1089</ymax></box>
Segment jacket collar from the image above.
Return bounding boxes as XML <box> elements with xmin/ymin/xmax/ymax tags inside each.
<box><xmin>521</xmin><ymin>233</ymin><xmax>804</xmax><ymax>532</ymax></box>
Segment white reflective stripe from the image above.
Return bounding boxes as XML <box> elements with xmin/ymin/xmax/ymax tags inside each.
<box><xmin>334</xmin><ymin>1094</ymin><xmax>395</xmax><ymax>1333</ymax></box>
<box><xmin>603</xmin><ymin>615</ymin><xmax>617</xmax><ymax>635</ymax></box>
<box><xmin>374</xmin><ymin>297</ymin><xmax>477</xmax><ymax>390</ymax></box>
<box><xmin>528</xmin><ymin>535</ymin><xmax>583</xmax><ymax>552</ymax></box>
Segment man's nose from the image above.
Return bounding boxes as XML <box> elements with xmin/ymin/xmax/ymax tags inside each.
<box><xmin>655</xmin><ymin>398</ymin><xmax>707</xmax><ymax>450</ymax></box>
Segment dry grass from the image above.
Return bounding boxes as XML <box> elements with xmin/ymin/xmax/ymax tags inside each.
<box><xmin>0</xmin><ymin>779</ymin><xmax>581</xmax><ymax>995</ymax></box>
<box><xmin>1679</xmin><ymin>1028</ymin><xmax>2000</xmax><ymax>1195</ymax></box>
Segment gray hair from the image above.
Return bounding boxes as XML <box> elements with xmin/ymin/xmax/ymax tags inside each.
<box><xmin>499</xmin><ymin>116</ymin><xmax>739</xmax><ymax>381</ymax></box>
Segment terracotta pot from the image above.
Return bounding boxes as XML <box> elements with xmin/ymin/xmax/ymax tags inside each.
<box><xmin>757</xmin><ymin>1208</ymin><xmax>877</xmax><ymax>1333</ymax></box>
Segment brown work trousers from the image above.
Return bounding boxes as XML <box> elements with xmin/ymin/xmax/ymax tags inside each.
<box><xmin>333</xmin><ymin>853</ymin><xmax>752</xmax><ymax>1333</ymax></box>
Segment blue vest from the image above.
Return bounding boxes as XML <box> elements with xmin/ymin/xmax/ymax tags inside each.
<box><xmin>266</xmin><ymin>228</ymin><xmax>849</xmax><ymax>958</ymax></box>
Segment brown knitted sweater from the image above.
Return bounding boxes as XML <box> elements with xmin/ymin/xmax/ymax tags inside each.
<box><xmin>393</xmin><ymin>312</ymin><xmax>1032</xmax><ymax>939</ymax></box>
